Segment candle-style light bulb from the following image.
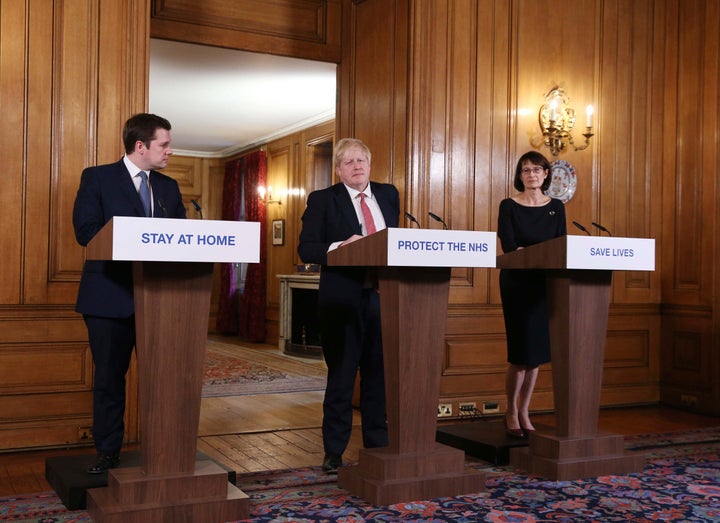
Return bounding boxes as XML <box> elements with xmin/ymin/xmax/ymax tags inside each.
<box><xmin>549</xmin><ymin>99</ymin><xmax>558</xmax><ymax>121</ymax></box>
<box><xmin>586</xmin><ymin>105</ymin><xmax>594</xmax><ymax>128</ymax></box>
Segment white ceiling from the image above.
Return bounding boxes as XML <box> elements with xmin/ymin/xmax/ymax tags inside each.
<box><xmin>149</xmin><ymin>39</ymin><xmax>337</xmax><ymax>158</ymax></box>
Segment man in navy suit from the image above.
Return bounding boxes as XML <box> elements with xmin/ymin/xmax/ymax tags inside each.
<box><xmin>298</xmin><ymin>138</ymin><xmax>400</xmax><ymax>473</ymax></box>
<box><xmin>73</xmin><ymin>113</ymin><xmax>186</xmax><ymax>474</ymax></box>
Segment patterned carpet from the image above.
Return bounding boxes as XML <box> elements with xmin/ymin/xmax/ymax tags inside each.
<box><xmin>2</xmin><ymin>427</ymin><xmax>719</xmax><ymax>522</ymax></box>
<box><xmin>202</xmin><ymin>338</ymin><xmax>326</xmax><ymax>397</ymax></box>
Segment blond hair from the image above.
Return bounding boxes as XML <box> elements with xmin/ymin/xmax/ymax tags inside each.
<box><xmin>334</xmin><ymin>138</ymin><xmax>372</xmax><ymax>170</ymax></box>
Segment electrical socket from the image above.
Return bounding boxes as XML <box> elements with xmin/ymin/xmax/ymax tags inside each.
<box><xmin>77</xmin><ymin>427</ymin><xmax>93</xmax><ymax>441</ymax></box>
<box><xmin>437</xmin><ymin>403</ymin><xmax>453</xmax><ymax>417</ymax></box>
<box><xmin>482</xmin><ymin>401</ymin><xmax>500</xmax><ymax>414</ymax></box>
<box><xmin>680</xmin><ymin>394</ymin><xmax>697</xmax><ymax>408</ymax></box>
<box><xmin>458</xmin><ymin>402</ymin><xmax>477</xmax><ymax>416</ymax></box>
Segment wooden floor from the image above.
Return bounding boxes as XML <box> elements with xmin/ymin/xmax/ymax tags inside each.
<box><xmin>1</xmin><ymin>340</ymin><xmax>719</xmax><ymax>496</ymax></box>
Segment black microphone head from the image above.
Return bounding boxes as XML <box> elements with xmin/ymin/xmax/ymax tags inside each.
<box><xmin>190</xmin><ymin>199</ymin><xmax>201</xmax><ymax>211</ymax></box>
<box><xmin>591</xmin><ymin>222</ymin><xmax>612</xmax><ymax>236</ymax></box>
<box><xmin>405</xmin><ymin>211</ymin><xmax>417</xmax><ymax>222</ymax></box>
<box><xmin>572</xmin><ymin>221</ymin><xmax>591</xmax><ymax>235</ymax></box>
<box><xmin>428</xmin><ymin>212</ymin><xmax>448</xmax><ymax>229</ymax></box>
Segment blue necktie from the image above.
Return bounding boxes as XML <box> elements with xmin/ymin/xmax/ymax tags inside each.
<box><xmin>138</xmin><ymin>171</ymin><xmax>151</xmax><ymax>217</ymax></box>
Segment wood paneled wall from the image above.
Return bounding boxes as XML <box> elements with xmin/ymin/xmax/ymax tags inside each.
<box><xmin>338</xmin><ymin>0</ymin><xmax>719</xmax><ymax>416</ymax></box>
<box><xmin>1</xmin><ymin>0</ymin><xmax>718</xmax><ymax>453</ymax></box>
<box><xmin>262</xmin><ymin>121</ymin><xmax>336</xmax><ymax>340</ymax></box>
<box><xmin>0</xmin><ymin>0</ymin><xmax>150</xmax><ymax>450</ymax></box>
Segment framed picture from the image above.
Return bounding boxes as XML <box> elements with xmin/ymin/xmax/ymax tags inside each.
<box><xmin>272</xmin><ymin>219</ymin><xmax>285</xmax><ymax>246</ymax></box>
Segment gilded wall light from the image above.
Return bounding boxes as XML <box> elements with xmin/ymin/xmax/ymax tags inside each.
<box><xmin>537</xmin><ymin>86</ymin><xmax>594</xmax><ymax>156</ymax></box>
<box><xmin>257</xmin><ymin>185</ymin><xmax>281</xmax><ymax>205</ymax></box>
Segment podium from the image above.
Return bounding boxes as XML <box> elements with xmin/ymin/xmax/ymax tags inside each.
<box><xmin>81</xmin><ymin>217</ymin><xmax>260</xmax><ymax>523</ymax></box>
<box><xmin>497</xmin><ymin>234</ymin><xmax>655</xmax><ymax>480</ymax></box>
<box><xmin>328</xmin><ymin>227</ymin><xmax>495</xmax><ymax>505</ymax></box>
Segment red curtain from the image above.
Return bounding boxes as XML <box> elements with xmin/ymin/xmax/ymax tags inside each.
<box><xmin>216</xmin><ymin>151</ymin><xmax>267</xmax><ymax>342</ymax></box>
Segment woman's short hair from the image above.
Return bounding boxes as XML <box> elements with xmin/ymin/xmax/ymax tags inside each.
<box><xmin>334</xmin><ymin>138</ymin><xmax>372</xmax><ymax>170</ymax></box>
<box><xmin>513</xmin><ymin>150</ymin><xmax>552</xmax><ymax>192</ymax></box>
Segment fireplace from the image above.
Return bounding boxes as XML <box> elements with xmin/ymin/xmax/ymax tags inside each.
<box><xmin>277</xmin><ymin>274</ymin><xmax>322</xmax><ymax>359</ymax></box>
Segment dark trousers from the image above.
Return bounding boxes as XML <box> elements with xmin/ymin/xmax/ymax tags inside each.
<box><xmin>320</xmin><ymin>289</ymin><xmax>388</xmax><ymax>456</ymax></box>
<box><xmin>83</xmin><ymin>315</ymin><xmax>136</xmax><ymax>455</ymax></box>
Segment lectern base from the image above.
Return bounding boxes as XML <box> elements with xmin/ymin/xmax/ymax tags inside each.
<box><xmin>510</xmin><ymin>431</ymin><xmax>645</xmax><ymax>480</ymax></box>
<box><xmin>86</xmin><ymin>460</ymin><xmax>248</xmax><ymax>523</ymax></box>
<box><xmin>337</xmin><ymin>443</ymin><xmax>485</xmax><ymax>506</ymax></box>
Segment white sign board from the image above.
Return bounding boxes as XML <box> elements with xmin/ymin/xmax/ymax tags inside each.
<box><xmin>385</xmin><ymin>228</ymin><xmax>496</xmax><ymax>267</ymax></box>
<box><xmin>565</xmin><ymin>235</ymin><xmax>655</xmax><ymax>271</ymax></box>
<box><xmin>110</xmin><ymin>217</ymin><xmax>260</xmax><ymax>263</ymax></box>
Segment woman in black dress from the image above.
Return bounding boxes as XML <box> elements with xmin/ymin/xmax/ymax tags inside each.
<box><xmin>498</xmin><ymin>151</ymin><xmax>566</xmax><ymax>437</ymax></box>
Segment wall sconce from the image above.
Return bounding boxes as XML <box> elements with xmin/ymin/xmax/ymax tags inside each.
<box><xmin>257</xmin><ymin>185</ymin><xmax>281</xmax><ymax>206</ymax></box>
<box><xmin>537</xmin><ymin>86</ymin><xmax>594</xmax><ymax>156</ymax></box>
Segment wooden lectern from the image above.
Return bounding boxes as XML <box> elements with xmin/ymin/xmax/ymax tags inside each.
<box><xmin>82</xmin><ymin>217</ymin><xmax>259</xmax><ymax>522</ymax></box>
<box><xmin>497</xmin><ymin>235</ymin><xmax>655</xmax><ymax>480</ymax></box>
<box><xmin>327</xmin><ymin>227</ymin><xmax>495</xmax><ymax>505</ymax></box>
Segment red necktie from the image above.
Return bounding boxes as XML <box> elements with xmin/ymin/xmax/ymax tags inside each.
<box><xmin>359</xmin><ymin>193</ymin><xmax>377</xmax><ymax>235</ymax></box>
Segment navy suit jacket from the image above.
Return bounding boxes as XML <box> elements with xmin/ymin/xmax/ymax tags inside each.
<box><xmin>73</xmin><ymin>158</ymin><xmax>187</xmax><ymax>318</ymax></box>
<box><xmin>297</xmin><ymin>181</ymin><xmax>400</xmax><ymax>308</ymax></box>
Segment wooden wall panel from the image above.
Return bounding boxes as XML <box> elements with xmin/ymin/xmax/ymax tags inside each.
<box><xmin>512</xmin><ymin>0</ymin><xmax>597</xmax><ymax>225</ymax></box>
<box><xmin>151</xmin><ymin>0</ymin><xmax>341</xmax><ymax>63</ymax></box>
<box><xmin>0</xmin><ymin>344</ymin><xmax>92</xmax><ymax>394</ymax></box>
<box><xmin>597</xmin><ymin>0</ymin><xmax>663</xmax><ymax>303</ymax></box>
<box><xmin>337</xmin><ymin>0</ymin><xmax>408</xmax><ymax>201</ymax></box>
<box><xmin>266</xmin><ymin>138</ymin><xmax>293</xmax><ymax>337</ymax></box>
<box><xmin>0</xmin><ymin>0</ymin><xmax>149</xmax><ymax>451</ymax></box>
<box><xmin>408</xmin><ymin>0</ymin><xmax>491</xmax><ymax>302</ymax></box>
<box><xmin>482</xmin><ymin>0</ymin><xmax>512</xmax><ymax>307</ymax></box>
<box><xmin>659</xmin><ymin>0</ymin><xmax>720</xmax><ymax>414</ymax></box>
<box><xmin>160</xmin><ymin>155</ymin><xmax>204</xmax><ymax>209</ymax></box>
<box><xmin>0</xmin><ymin>1</ymin><xmax>26</xmax><ymax>305</ymax></box>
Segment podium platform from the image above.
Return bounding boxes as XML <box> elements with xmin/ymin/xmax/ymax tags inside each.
<box><xmin>45</xmin><ymin>451</ymin><xmax>235</xmax><ymax>510</ymax></box>
<box><xmin>435</xmin><ymin>421</ymin><xmax>533</xmax><ymax>465</ymax></box>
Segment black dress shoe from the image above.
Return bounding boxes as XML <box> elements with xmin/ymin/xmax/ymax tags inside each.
<box><xmin>87</xmin><ymin>453</ymin><xmax>120</xmax><ymax>474</ymax></box>
<box><xmin>321</xmin><ymin>454</ymin><xmax>342</xmax><ymax>473</ymax></box>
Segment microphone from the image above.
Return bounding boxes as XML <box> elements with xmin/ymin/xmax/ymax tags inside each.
<box><xmin>405</xmin><ymin>211</ymin><xmax>421</xmax><ymax>227</ymax></box>
<box><xmin>157</xmin><ymin>199</ymin><xmax>167</xmax><ymax>217</ymax></box>
<box><xmin>428</xmin><ymin>211</ymin><xmax>448</xmax><ymax>230</ymax></box>
<box><xmin>572</xmin><ymin>221</ymin><xmax>591</xmax><ymax>236</ymax></box>
<box><xmin>591</xmin><ymin>222</ymin><xmax>613</xmax><ymax>236</ymax></box>
<box><xmin>191</xmin><ymin>199</ymin><xmax>203</xmax><ymax>219</ymax></box>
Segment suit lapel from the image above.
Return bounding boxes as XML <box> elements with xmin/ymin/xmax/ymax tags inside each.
<box><xmin>332</xmin><ymin>183</ymin><xmax>362</xmax><ymax>235</ymax></box>
<box><xmin>371</xmin><ymin>182</ymin><xmax>397</xmax><ymax>228</ymax></box>
<box><xmin>115</xmin><ymin>160</ymin><xmax>146</xmax><ymax>217</ymax></box>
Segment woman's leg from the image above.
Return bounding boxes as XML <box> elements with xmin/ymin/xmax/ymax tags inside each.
<box><xmin>505</xmin><ymin>364</ymin><xmax>525</xmax><ymax>432</ymax></box>
<box><xmin>518</xmin><ymin>365</ymin><xmax>539</xmax><ymax>431</ymax></box>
